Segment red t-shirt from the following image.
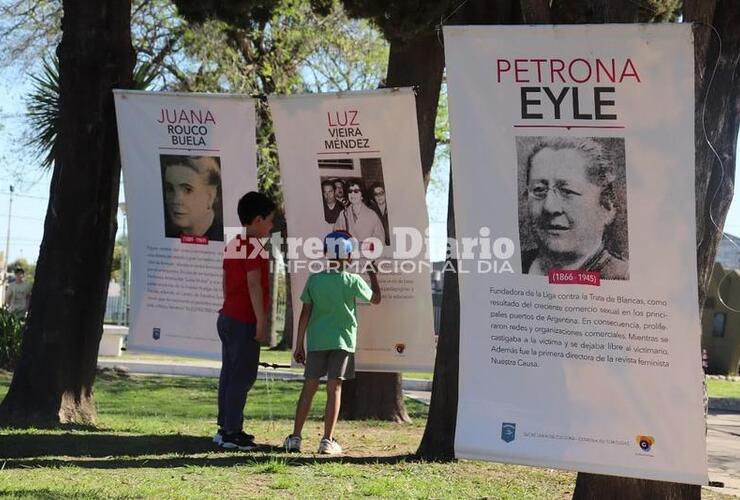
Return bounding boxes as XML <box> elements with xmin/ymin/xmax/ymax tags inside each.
<box><xmin>221</xmin><ymin>236</ymin><xmax>270</xmax><ymax>323</ymax></box>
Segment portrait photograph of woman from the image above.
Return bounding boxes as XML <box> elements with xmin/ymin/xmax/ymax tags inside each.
<box><xmin>160</xmin><ymin>154</ymin><xmax>224</xmax><ymax>241</ymax></box>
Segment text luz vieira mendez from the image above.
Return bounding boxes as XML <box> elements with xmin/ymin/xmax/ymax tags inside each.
<box><xmin>324</xmin><ymin>110</ymin><xmax>371</xmax><ymax>150</ymax></box>
<box><xmin>495</xmin><ymin>57</ymin><xmax>642</xmax><ymax>121</ymax></box>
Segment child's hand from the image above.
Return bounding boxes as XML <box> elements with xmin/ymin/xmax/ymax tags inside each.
<box><xmin>255</xmin><ymin>319</ymin><xmax>268</xmax><ymax>344</ymax></box>
<box><xmin>294</xmin><ymin>346</ymin><xmax>306</xmax><ymax>365</ymax></box>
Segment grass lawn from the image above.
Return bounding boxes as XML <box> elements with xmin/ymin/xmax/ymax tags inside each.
<box><xmin>707</xmin><ymin>378</ymin><xmax>740</xmax><ymax>399</ymax></box>
<box><xmin>0</xmin><ymin>371</ymin><xmax>733</xmax><ymax>499</ymax></box>
<box><xmin>0</xmin><ymin>371</ymin><xmax>575</xmax><ymax>499</ymax></box>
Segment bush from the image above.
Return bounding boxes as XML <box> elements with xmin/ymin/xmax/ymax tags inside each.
<box><xmin>0</xmin><ymin>308</ymin><xmax>23</xmax><ymax>370</ymax></box>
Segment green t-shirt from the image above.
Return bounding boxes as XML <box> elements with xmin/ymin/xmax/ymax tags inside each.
<box><xmin>300</xmin><ymin>270</ymin><xmax>373</xmax><ymax>352</ymax></box>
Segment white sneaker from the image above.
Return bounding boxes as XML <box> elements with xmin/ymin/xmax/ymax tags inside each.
<box><xmin>283</xmin><ymin>434</ymin><xmax>302</xmax><ymax>452</ymax></box>
<box><xmin>212</xmin><ymin>430</ymin><xmax>223</xmax><ymax>445</ymax></box>
<box><xmin>318</xmin><ymin>437</ymin><xmax>342</xmax><ymax>455</ymax></box>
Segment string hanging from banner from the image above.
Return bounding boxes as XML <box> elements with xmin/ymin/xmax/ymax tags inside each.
<box><xmin>265</xmin><ymin>367</ymin><xmax>275</xmax><ymax>431</ymax></box>
<box><xmin>257</xmin><ymin>361</ymin><xmax>289</xmax><ymax>432</ymax></box>
<box><xmin>691</xmin><ymin>22</ymin><xmax>740</xmax><ymax>313</ymax></box>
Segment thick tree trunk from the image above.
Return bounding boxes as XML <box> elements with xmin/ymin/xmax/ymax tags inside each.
<box><xmin>417</xmin><ymin>1</ymin><xmax>740</xmax><ymax>494</ymax></box>
<box><xmin>340</xmin><ymin>33</ymin><xmax>444</xmax><ymax>422</ymax></box>
<box><xmin>416</xmin><ymin>0</ymin><xmax>520</xmax><ymax>458</ymax></box>
<box><xmin>339</xmin><ymin>372</ymin><xmax>409</xmax><ymax>422</ymax></box>
<box><xmin>0</xmin><ymin>1</ymin><xmax>134</xmax><ymax>426</ymax></box>
<box><xmin>384</xmin><ymin>32</ymin><xmax>445</xmax><ymax>187</ymax></box>
<box><xmin>572</xmin><ymin>475</ymin><xmax>699</xmax><ymax>500</ymax></box>
<box><xmin>417</xmin><ymin>173</ymin><xmax>459</xmax><ymax>458</ymax></box>
<box><xmin>575</xmin><ymin>2</ymin><xmax>739</xmax><ymax>498</ymax></box>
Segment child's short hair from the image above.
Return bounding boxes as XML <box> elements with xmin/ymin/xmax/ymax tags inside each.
<box><xmin>237</xmin><ymin>191</ymin><xmax>276</xmax><ymax>225</ymax></box>
<box><xmin>324</xmin><ymin>231</ymin><xmax>353</xmax><ymax>259</ymax></box>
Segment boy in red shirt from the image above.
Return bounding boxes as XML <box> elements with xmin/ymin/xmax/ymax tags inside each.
<box><xmin>215</xmin><ymin>191</ymin><xmax>275</xmax><ymax>450</ymax></box>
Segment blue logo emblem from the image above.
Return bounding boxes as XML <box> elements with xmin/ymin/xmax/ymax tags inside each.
<box><xmin>501</xmin><ymin>422</ymin><xmax>516</xmax><ymax>443</ymax></box>
<box><xmin>152</xmin><ymin>328</ymin><xmax>161</xmax><ymax>340</ymax></box>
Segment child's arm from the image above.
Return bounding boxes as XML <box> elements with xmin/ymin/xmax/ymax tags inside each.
<box><xmin>367</xmin><ymin>264</ymin><xmax>381</xmax><ymax>304</ymax></box>
<box><xmin>294</xmin><ymin>303</ymin><xmax>312</xmax><ymax>364</ymax></box>
<box><xmin>247</xmin><ymin>268</ymin><xmax>268</xmax><ymax>343</ymax></box>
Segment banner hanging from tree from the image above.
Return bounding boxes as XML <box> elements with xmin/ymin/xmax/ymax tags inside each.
<box><xmin>114</xmin><ymin>90</ymin><xmax>258</xmax><ymax>358</ymax></box>
<box><xmin>445</xmin><ymin>24</ymin><xmax>707</xmax><ymax>483</ymax></box>
<box><xmin>270</xmin><ymin>89</ymin><xmax>435</xmax><ymax>371</ymax></box>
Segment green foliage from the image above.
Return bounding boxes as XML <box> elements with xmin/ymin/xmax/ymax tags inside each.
<box><xmin>172</xmin><ymin>0</ymin><xmax>281</xmax><ymax>25</ymax></box>
<box><xmin>169</xmin><ymin>1</ymin><xmax>388</xmax><ymax>206</ymax></box>
<box><xmin>334</xmin><ymin>0</ymin><xmax>455</xmax><ymax>42</ymax></box>
<box><xmin>0</xmin><ymin>0</ymin><xmax>62</xmax><ymax>70</ymax></box>
<box><xmin>24</xmin><ymin>54</ymin><xmax>161</xmax><ymax>170</ymax></box>
<box><xmin>25</xmin><ymin>57</ymin><xmax>59</xmax><ymax>170</ymax></box>
<box><xmin>12</xmin><ymin>0</ymin><xmax>389</xmax><ymax>212</ymax></box>
<box><xmin>0</xmin><ymin>307</ymin><xmax>23</xmax><ymax>370</ymax></box>
<box><xmin>111</xmin><ymin>236</ymin><xmax>128</xmax><ymax>283</ymax></box>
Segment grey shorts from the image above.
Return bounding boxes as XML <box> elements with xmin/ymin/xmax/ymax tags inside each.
<box><xmin>304</xmin><ymin>349</ymin><xmax>355</xmax><ymax>380</ymax></box>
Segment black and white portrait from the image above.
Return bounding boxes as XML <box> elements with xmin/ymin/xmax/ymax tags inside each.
<box><xmin>160</xmin><ymin>154</ymin><xmax>224</xmax><ymax>242</ymax></box>
<box><xmin>317</xmin><ymin>157</ymin><xmax>390</xmax><ymax>246</ymax></box>
<box><xmin>517</xmin><ymin>136</ymin><xmax>629</xmax><ymax>280</ymax></box>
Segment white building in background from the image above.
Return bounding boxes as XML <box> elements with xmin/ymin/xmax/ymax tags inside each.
<box><xmin>716</xmin><ymin>233</ymin><xmax>740</xmax><ymax>269</ymax></box>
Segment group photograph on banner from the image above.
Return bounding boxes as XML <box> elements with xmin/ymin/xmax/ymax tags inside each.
<box><xmin>270</xmin><ymin>89</ymin><xmax>435</xmax><ymax>372</ymax></box>
<box><xmin>114</xmin><ymin>90</ymin><xmax>258</xmax><ymax>358</ymax></box>
<box><xmin>444</xmin><ymin>24</ymin><xmax>707</xmax><ymax>483</ymax></box>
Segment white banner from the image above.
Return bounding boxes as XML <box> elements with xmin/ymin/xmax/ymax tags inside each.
<box><xmin>445</xmin><ymin>25</ymin><xmax>707</xmax><ymax>483</ymax></box>
<box><xmin>270</xmin><ymin>89</ymin><xmax>435</xmax><ymax>371</ymax></box>
<box><xmin>114</xmin><ymin>90</ymin><xmax>258</xmax><ymax>358</ymax></box>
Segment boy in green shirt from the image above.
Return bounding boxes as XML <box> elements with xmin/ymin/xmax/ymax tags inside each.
<box><xmin>284</xmin><ymin>231</ymin><xmax>381</xmax><ymax>454</ymax></box>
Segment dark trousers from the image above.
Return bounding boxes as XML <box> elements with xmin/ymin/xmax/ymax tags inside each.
<box><xmin>216</xmin><ymin>313</ymin><xmax>260</xmax><ymax>433</ymax></box>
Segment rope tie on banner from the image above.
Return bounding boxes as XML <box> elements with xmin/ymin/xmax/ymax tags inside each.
<box><xmin>259</xmin><ymin>361</ymin><xmax>291</xmax><ymax>369</ymax></box>
<box><xmin>435</xmin><ymin>0</ymin><xmax>471</xmax><ymax>47</ymax></box>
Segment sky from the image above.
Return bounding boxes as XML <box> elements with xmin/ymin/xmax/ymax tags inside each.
<box><xmin>0</xmin><ymin>74</ymin><xmax>737</xmax><ymax>267</ymax></box>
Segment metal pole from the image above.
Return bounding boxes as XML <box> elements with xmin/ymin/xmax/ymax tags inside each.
<box><xmin>4</xmin><ymin>185</ymin><xmax>13</xmax><ymax>271</ymax></box>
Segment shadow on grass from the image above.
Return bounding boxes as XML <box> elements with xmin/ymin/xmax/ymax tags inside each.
<box><xmin>0</xmin><ymin>433</ymin><xmax>216</xmax><ymax>459</ymax></box>
<box><xmin>1</xmin><ymin>436</ymin><xmax>418</xmax><ymax>469</ymax></box>
<box><xmin>0</xmin><ymin>434</ymin><xmax>426</xmax><ymax>466</ymax></box>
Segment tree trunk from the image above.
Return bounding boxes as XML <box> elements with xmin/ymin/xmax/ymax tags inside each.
<box><xmin>417</xmin><ymin>1</ymin><xmax>740</xmax><ymax>495</ymax></box>
<box><xmin>339</xmin><ymin>372</ymin><xmax>410</xmax><ymax>422</ymax></box>
<box><xmin>0</xmin><ymin>1</ymin><xmax>134</xmax><ymax>426</ymax></box>
<box><xmin>574</xmin><ymin>2</ymin><xmax>739</xmax><ymax>498</ymax></box>
<box><xmin>416</xmin><ymin>0</ymin><xmax>520</xmax><ymax>458</ymax></box>
<box><xmin>276</xmin><ymin>269</ymin><xmax>294</xmax><ymax>351</ymax></box>
<box><xmin>339</xmin><ymin>32</ymin><xmax>445</xmax><ymax>421</ymax></box>
<box><xmin>417</xmin><ymin>173</ymin><xmax>459</xmax><ymax>458</ymax></box>
<box><xmin>384</xmin><ymin>32</ymin><xmax>445</xmax><ymax>187</ymax></box>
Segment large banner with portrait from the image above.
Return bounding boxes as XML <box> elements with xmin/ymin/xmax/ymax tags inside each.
<box><xmin>270</xmin><ymin>89</ymin><xmax>435</xmax><ymax>371</ymax></box>
<box><xmin>114</xmin><ymin>90</ymin><xmax>258</xmax><ymax>358</ymax></box>
<box><xmin>445</xmin><ymin>25</ymin><xmax>707</xmax><ymax>483</ymax></box>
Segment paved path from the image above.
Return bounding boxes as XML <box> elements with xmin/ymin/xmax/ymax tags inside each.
<box><xmin>707</xmin><ymin>411</ymin><xmax>740</xmax><ymax>497</ymax></box>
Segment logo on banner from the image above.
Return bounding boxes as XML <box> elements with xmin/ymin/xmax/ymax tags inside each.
<box><xmin>152</xmin><ymin>328</ymin><xmax>161</xmax><ymax>340</ymax></box>
<box><xmin>635</xmin><ymin>435</ymin><xmax>655</xmax><ymax>452</ymax></box>
<box><xmin>395</xmin><ymin>343</ymin><xmax>406</xmax><ymax>354</ymax></box>
<box><xmin>501</xmin><ymin>422</ymin><xmax>516</xmax><ymax>443</ymax></box>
